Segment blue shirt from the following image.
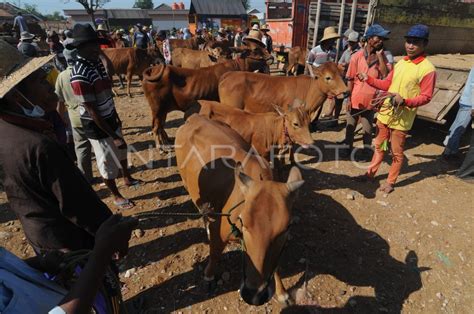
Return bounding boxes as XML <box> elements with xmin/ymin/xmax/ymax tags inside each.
<box><xmin>13</xmin><ymin>15</ymin><xmax>28</xmax><ymax>32</ymax></box>
<box><xmin>460</xmin><ymin>67</ymin><xmax>474</xmax><ymax>108</ymax></box>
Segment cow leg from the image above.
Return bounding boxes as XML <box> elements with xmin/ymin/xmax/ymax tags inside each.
<box><xmin>152</xmin><ymin>112</ymin><xmax>171</xmax><ymax>154</ymax></box>
<box><xmin>118</xmin><ymin>75</ymin><xmax>125</xmax><ymax>89</ymax></box>
<box><xmin>204</xmin><ymin>233</ymin><xmax>226</xmax><ymax>292</ymax></box>
<box><xmin>274</xmin><ymin>271</ymin><xmax>294</xmax><ymax>306</ymax></box>
<box><xmin>126</xmin><ymin>72</ymin><xmax>133</xmax><ymax>97</ymax></box>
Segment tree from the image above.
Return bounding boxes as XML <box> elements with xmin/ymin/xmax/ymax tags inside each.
<box><xmin>133</xmin><ymin>0</ymin><xmax>154</xmax><ymax>10</ymax></box>
<box><xmin>45</xmin><ymin>11</ymin><xmax>67</xmax><ymax>21</ymax></box>
<box><xmin>65</xmin><ymin>0</ymin><xmax>110</xmax><ymax>26</ymax></box>
<box><xmin>241</xmin><ymin>0</ymin><xmax>251</xmax><ymax>11</ymax></box>
<box><xmin>23</xmin><ymin>3</ymin><xmax>42</xmax><ymax>17</ymax></box>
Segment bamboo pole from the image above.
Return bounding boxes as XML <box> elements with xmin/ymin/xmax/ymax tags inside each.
<box><xmin>349</xmin><ymin>0</ymin><xmax>357</xmax><ymax>31</ymax></box>
<box><xmin>336</xmin><ymin>0</ymin><xmax>346</xmax><ymax>60</ymax></box>
<box><xmin>311</xmin><ymin>0</ymin><xmax>322</xmax><ymax>48</ymax></box>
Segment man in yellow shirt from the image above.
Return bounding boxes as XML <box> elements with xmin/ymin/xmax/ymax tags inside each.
<box><xmin>356</xmin><ymin>24</ymin><xmax>436</xmax><ymax>194</ymax></box>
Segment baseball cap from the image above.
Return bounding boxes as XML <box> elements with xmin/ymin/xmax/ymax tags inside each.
<box><xmin>365</xmin><ymin>24</ymin><xmax>390</xmax><ymax>39</ymax></box>
<box><xmin>405</xmin><ymin>24</ymin><xmax>429</xmax><ymax>40</ymax></box>
<box><xmin>347</xmin><ymin>31</ymin><xmax>359</xmax><ymax>42</ymax></box>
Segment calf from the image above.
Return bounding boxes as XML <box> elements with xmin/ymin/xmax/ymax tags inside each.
<box><xmin>287</xmin><ymin>46</ymin><xmax>307</xmax><ymax>76</ymax></box>
<box><xmin>218</xmin><ymin>62</ymin><xmax>348</xmax><ymax>119</ymax></box>
<box><xmin>102</xmin><ymin>47</ymin><xmax>164</xmax><ymax>97</ymax></box>
<box><xmin>175</xmin><ymin>114</ymin><xmax>304</xmax><ymax>306</ymax></box>
<box><xmin>198</xmin><ymin>100</ymin><xmax>313</xmax><ymax>160</ymax></box>
<box><xmin>142</xmin><ymin>43</ymin><xmax>274</xmax><ymax>152</ymax></box>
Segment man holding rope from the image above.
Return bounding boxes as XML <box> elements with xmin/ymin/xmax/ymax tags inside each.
<box><xmin>341</xmin><ymin>24</ymin><xmax>392</xmax><ymax>159</ymax></box>
<box><xmin>356</xmin><ymin>24</ymin><xmax>436</xmax><ymax>194</ymax></box>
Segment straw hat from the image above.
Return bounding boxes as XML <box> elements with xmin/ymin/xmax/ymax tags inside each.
<box><xmin>243</xmin><ymin>29</ymin><xmax>265</xmax><ymax>48</ymax></box>
<box><xmin>218</xmin><ymin>27</ymin><xmax>225</xmax><ymax>34</ymax></box>
<box><xmin>96</xmin><ymin>24</ymin><xmax>108</xmax><ymax>32</ymax></box>
<box><xmin>260</xmin><ymin>24</ymin><xmax>270</xmax><ymax>32</ymax></box>
<box><xmin>0</xmin><ymin>40</ymin><xmax>54</xmax><ymax>98</ymax></box>
<box><xmin>320</xmin><ymin>26</ymin><xmax>340</xmax><ymax>43</ymax></box>
<box><xmin>251</xmin><ymin>24</ymin><xmax>260</xmax><ymax>31</ymax></box>
<box><xmin>20</xmin><ymin>31</ymin><xmax>35</xmax><ymax>41</ymax></box>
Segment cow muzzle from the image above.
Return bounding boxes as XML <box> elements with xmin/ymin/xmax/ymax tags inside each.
<box><xmin>239</xmin><ymin>276</ymin><xmax>275</xmax><ymax>306</ymax></box>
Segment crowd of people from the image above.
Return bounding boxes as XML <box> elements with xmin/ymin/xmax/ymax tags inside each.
<box><xmin>0</xmin><ymin>17</ymin><xmax>472</xmax><ymax>312</ymax></box>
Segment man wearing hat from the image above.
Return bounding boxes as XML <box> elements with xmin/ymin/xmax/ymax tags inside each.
<box><xmin>68</xmin><ymin>24</ymin><xmax>140</xmax><ymax>209</ymax></box>
<box><xmin>324</xmin><ymin>31</ymin><xmax>361</xmax><ymax>129</ymax></box>
<box><xmin>307</xmin><ymin>26</ymin><xmax>339</xmax><ymax>68</ymax></box>
<box><xmin>216</xmin><ymin>27</ymin><xmax>226</xmax><ymax>41</ymax></box>
<box><xmin>55</xmin><ymin>45</ymin><xmax>94</xmax><ymax>183</ymax></box>
<box><xmin>0</xmin><ymin>39</ymin><xmax>112</xmax><ymax>254</ymax></box>
<box><xmin>234</xmin><ymin>27</ymin><xmax>243</xmax><ymax>47</ymax></box>
<box><xmin>133</xmin><ymin>23</ymin><xmax>149</xmax><ymax>49</ymax></box>
<box><xmin>17</xmin><ymin>31</ymin><xmax>38</xmax><ymax>57</ymax></box>
<box><xmin>340</xmin><ymin>24</ymin><xmax>393</xmax><ymax>158</ymax></box>
<box><xmin>356</xmin><ymin>24</ymin><xmax>436</xmax><ymax>194</ymax></box>
<box><xmin>260</xmin><ymin>24</ymin><xmax>273</xmax><ymax>53</ymax></box>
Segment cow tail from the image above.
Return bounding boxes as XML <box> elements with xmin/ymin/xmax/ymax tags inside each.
<box><xmin>143</xmin><ymin>64</ymin><xmax>166</xmax><ymax>82</ymax></box>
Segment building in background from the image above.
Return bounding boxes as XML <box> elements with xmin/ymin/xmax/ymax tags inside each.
<box><xmin>248</xmin><ymin>8</ymin><xmax>265</xmax><ymax>26</ymax></box>
<box><xmin>149</xmin><ymin>3</ymin><xmax>188</xmax><ymax>31</ymax></box>
<box><xmin>188</xmin><ymin>0</ymin><xmax>247</xmax><ymax>33</ymax></box>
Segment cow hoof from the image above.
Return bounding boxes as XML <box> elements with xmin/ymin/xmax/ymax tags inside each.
<box><xmin>277</xmin><ymin>293</ymin><xmax>294</xmax><ymax>307</ymax></box>
<box><xmin>203</xmin><ymin>275</ymin><xmax>216</xmax><ymax>294</ymax></box>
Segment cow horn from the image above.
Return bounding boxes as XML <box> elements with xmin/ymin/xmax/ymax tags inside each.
<box><xmin>287</xmin><ymin>180</ymin><xmax>305</xmax><ymax>192</ymax></box>
<box><xmin>143</xmin><ymin>64</ymin><xmax>166</xmax><ymax>82</ymax></box>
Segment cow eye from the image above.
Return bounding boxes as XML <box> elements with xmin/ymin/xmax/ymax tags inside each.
<box><xmin>325</xmin><ymin>76</ymin><xmax>332</xmax><ymax>81</ymax></box>
<box><xmin>292</xmin><ymin>122</ymin><xmax>300</xmax><ymax>128</ymax></box>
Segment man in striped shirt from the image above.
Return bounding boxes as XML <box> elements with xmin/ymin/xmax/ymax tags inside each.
<box><xmin>67</xmin><ymin>24</ymin><xmax>139</xmax><ymax>210</ymax></box>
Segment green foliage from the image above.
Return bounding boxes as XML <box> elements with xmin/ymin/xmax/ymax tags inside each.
<box><xmin>133</xmin><ymin>0</ymin><xmax>154</xmax><ymax>9</ymax></box>
<box><xmin>45</xmin><ymin>11</ymin><xmax>66</xmax><ymax>21</ymax></box>
<box><xmin>23</xmin><ymin>3</ymin><xmax>42</xmax><ymax>16</ymax></box>
<box><xmin>241</xmin><ymin>0</ymin><xmax>250</xmax><ymax>11</ymax></box>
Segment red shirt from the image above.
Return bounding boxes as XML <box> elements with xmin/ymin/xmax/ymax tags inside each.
<box><xmin>346</xmin><ymin>49</ymin><xmax>392</xmax><ymax>109</ymax></box>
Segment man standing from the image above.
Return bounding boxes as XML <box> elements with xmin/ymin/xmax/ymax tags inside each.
<box><xmin>17</xmin><ymin>31</ymin><xmax>38</xmax><ymax>57</ymax></box>
<box><xmin>306</xmin><ymin>26</ymin><xmax>339</xmax><ymax>68</ymax></box>
<box><xmin>13</xmin><ymin>12</ymin><xmax>28</xmax><ymax>38</ymax></box>
<box><xmin>0</xmin><ymin>39</ymin><xmax>112</xmax><ymax>254</ymax></box>
<box><xmin>326</xmin><ymin>31</ymin><xmax>361</xmax><ymax>128</ymax></box>
<box><xmin>133</xmin><ymin>24</ymin><xmax>149</xmax><ymax>49</ymax></box>
<box><xmin>67</xmin><ymin>24</ymin><xmax>140</xmax><ymax>210</ymax></box>
<box><xmin>55</xmin><ymin>46</ymin><xmax>93</xmax><ymax>183</ymax></box>
<box><xmin>341</xmin><ymin>25</ymin><xmax>393</xmax><ymax>158</ymax></box>
<box><xmin>261</xmin><ymin>24</ymin><xmax>273</xmax><ymax>54</ymax></box>
<box><xmin>356</xmin><ymin>24</ymin><xmax>436</xmax><ymax>194</ymax></box>
<box><xmin>442</xmin><ymin>67</ymin><xmax>474</xmax><ymax>160</ymax></box>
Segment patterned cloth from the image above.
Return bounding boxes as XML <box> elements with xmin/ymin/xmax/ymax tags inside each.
<box><xmin>307</xmin><ymin>45</ymin><xmax>336</xmax><ymax>67</ymax></box>
<box><xmin>70</xmin><ymin>55</ymin><xmax>119</xmax><ymax>139</ymax></box>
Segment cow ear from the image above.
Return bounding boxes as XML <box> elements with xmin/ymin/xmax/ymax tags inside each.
<box><xmin>286</xmin><ymin>166</ymin><xmax>304</xmax><ymax>193</ymax></box>
<box><xmin>208</xmin><ymin>54</ymin><xmax>218</xmax><ymax>62</ymax></box>
<box><xmin>273</xmin><ymin>104</ymin><xmax>286</xmax><ymax>116</ymax></box>
<box><xmin>235</xmin><ymin>162</ymin><xmax>253</xmax><ymax>193</ymax></box>
<box><xmin>308</xmin><ymin>65</ymin><xmax>322</xmax><ymax>79</ymax></box>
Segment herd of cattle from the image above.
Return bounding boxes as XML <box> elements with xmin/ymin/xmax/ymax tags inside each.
<box><xmin>102</xmin><ymin>39</ymin><xmax>348</xmax><ymax>306</ymax></box>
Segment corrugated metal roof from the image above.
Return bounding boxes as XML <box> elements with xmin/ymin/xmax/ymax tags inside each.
<box><xmin>191</xmin><ymin>0</ymin><xmax>246</xmax><ymax>15</ymax></box>
<box><xmin>107</xmin><ymin>9</ymin><xmax>150</xmax><ymax>19</ymax></box>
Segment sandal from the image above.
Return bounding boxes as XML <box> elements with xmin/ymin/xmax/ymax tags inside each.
<box><xmin>125</xmin><ymin>178</ymin><xmax>143</xmax><ymax>187</ymax></box>
<box><xmin>114</xmin><ymin>199</ymin><xmax>135</xmax><ymax>210</ymax></box>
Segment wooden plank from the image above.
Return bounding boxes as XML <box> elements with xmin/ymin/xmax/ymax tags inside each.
<box><xmin>417</xmin><ymin>89</ymin><xmax>458</xmax><ymax>120</ymax></box>
<box><xmin>437</xmin><ymin>94</ymin><xmax>462</xmax><ymax>121</ymax></box>
<box><xmin>436</xmin><ymin>80</ymin><xmax>464</xmax><ymax>91</ymax></box>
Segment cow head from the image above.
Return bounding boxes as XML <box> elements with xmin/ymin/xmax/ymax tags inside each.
<box><xmin>235</xmin><ymin>164</ymin><xmax>304</xmax><ymax>306</ymax></box>
<box><xmin>233</xmin><ymin>43</ymin><xmax>274</xmax><ymax>74</ymax></box>
<box><xmin>274</xmin><ymin>100</ymin><xmax>314</xmax><ymax>148</ymax></box>
<box><xmin>308</xmin><ymin>62</ymin><xmax>348</xmax><ymax>99</ymax></box>
<box><xmin>207</xmin><ymin>47</ymin><xmax>230</xmax><ymax>64</ymax></box>
<box><xmin>147</xmin><ymin>46</ymin><xmax>165</xmax><ymax>64</ymax></box>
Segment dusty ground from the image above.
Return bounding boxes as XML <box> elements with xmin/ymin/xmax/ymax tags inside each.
<box><xmin>0</xmin><ymin>80</ymin><xmax>473</xmax><ymax>313</ymax></box>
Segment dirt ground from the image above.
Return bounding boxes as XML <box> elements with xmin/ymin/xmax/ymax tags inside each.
<box><xmin>0</xmin><ymin>80</ymin><xmax>473</xmax><ymax>313</ymax></box>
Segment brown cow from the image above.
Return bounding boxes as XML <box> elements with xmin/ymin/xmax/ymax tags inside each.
<box><xmin>169</xmin><ymin>37</ymin><xmax>205</xmax><ymax>50</ymax></box>
<box><xmin>142</xmin><ymin>44</ymin><xmax>274</xmax><ymax>152</ymax></box>
<box><xmin>102</xmin><ymin>47</ymin><xmax>164</xmax><ymax>97</ymax></box>
<box><xmin>218</xmin><ymin>62</ymin><xmax>348</xmax><ymax>119</ymax></box>
<box><xmin>175</xmin><ymin>114</ymin><xmax>304</xmax><ymax>306</ymax></box>
<box><xmin>171</xmin><ymin>47</ymin><xmax>229</xmax><ymax>69</ymax></box>
<box><xmin>198</xmin><ymin>100</ymin><xmax>313</xmax><ymax>160</ymax></box>
<box><xmin>287</xmin><ymin>46</ymin><xmax>307</xmax><ymax>76</ymax></box>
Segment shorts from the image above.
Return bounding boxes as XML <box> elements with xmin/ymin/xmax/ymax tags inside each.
<box><xmin>89</xmin><ymin>128</ymin><xmax>127</xmax><ymax>180</ymax></box>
